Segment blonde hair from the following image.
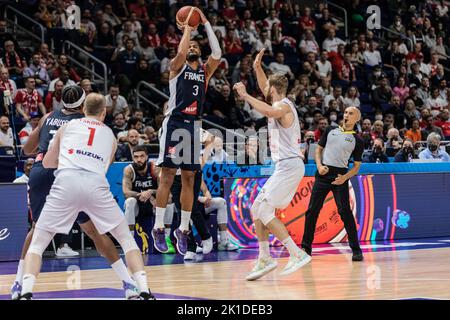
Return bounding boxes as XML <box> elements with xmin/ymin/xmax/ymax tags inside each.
<box><xmin>84</xmin><ymin>93</ymin><xmax>106</xmax><ymax>116</ymax></box>
<box><xmin>268</xmin><ymin>73</ymin><xmax>288</xmax><ymax>96</ymax></box>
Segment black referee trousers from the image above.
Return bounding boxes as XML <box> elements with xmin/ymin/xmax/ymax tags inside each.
<box><xmin>301</xmin><ymin>166</ymin><xmax>361</xmax><ymax>254</ymax></box>
<box><xmin>171</xmin><ymin>171</ymin><xmax>211</xmax><ymax>252</ymax></box>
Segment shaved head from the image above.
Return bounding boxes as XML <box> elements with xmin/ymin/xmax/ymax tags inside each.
<box><xmin>343</xmin><ymin>107</ymin><xmax>361</xmax><ymax>129</ymax></box>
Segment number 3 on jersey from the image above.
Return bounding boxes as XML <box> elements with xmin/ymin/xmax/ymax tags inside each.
<box><xmin>87</xmin><ymin>127</ymin><xmax>96</xmax><ymax>146</ymax></box>
<box><xmin>193</xmin><ymin>85</ymin><xmax>199</xmax><ymax>96</ymax></box>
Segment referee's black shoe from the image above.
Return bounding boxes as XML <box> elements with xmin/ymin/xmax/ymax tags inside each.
<box><xmin>352</xmin><ymin>250</ymin><xmax>364</xmax><ymax>261</ymax></box>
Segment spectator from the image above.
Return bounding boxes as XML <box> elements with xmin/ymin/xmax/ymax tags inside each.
<box><xmin>315</xmin><ymin>77</ymin><xmax>333</xmax><ymax>101</ymax></box>
<box><xmin>80</xmin><ymin>79</ymin><xmax>93</xmax><ymax>95</ymax></box>
<box><xmin>0</xmin><ymin>20</ymin><xmax>15</xmax><ymax>49</ymax></box>
<box><xmin>359</xmin><ymin>118</ymin><xmax>373</xmax><ymax>150</ymax></box>
<box><xmin>23</xmin><ymin>53</ymin><xmax>50</xmax><ymax>97</ymax></box>
<box><xmin>113</xmin><ymin>38</ymin><xmax>140</xmax><ymax>96</ymax></box>
<box><xmin>52</xmin><ymin>54</ymin><xmax>81</xmax><ymax>83</ymax></box>
<box><xmin>405</xmin><ymin>84</ymin><xmax>424</xmax><ymax>109</ymax></box>
<box><xmin>403</xmin><ymin>99</ymin><xmax>421</xmax><ymax>127</ymax></box>
<box><xmin>116</xmin><ymin>20</ymin><xmax>140</xmax><ymax>48</ymax></box>
<box><xmin>48</xmin><ymin>69</ymin><xmax>76</xmax><ymax>92</ymax></box>
<box><xmin>343</xmin><ymin>86</ymin><xmax>360</xmax><ymax>109</ymax></box>
<box><xmin>264</xmin><ymin>8</ymin><xmax>281</xmax><ymax>32</ymax></box>
<box><xmin>418</xmin><ymin>132</ymin><xmax>450</xmax><ymax>161</ymax></box>
<box><xmin>15</xmin><ymin>77</ymin><xmax>46</xmax><ymax>122</ymax></box>
<box><xmin>224</xmin><ymin>28</ymin><xmax>244</xmax><ymax>59</ymax></box>
<box><xmin>323</xmin><ymin>85</ymin><xmax>344</xmax><ymax>111</ymax></box>
<box><xmin>229</xmin><ymin>95</ymin><xmax>254</xmax><ymax>130</ymax></box>
<box><xmin>205</xmin><ymin>84</ymin><xmax>232</xmax><ymax>127</ymax></box>
<box><xmin>371</xmin><ymin>120</ymin><xmax>385</xmax><ymax>141</ymax></box>
<box><xmin>106</xmin><ymin>84</ymin><xmax>129</xmax><ymax>119</ymax></box>
<box><xmin>208</xmin><ymin>67</ymin><xmax>230</xmax><ymax>93</ymax></box>
<box><xmin>144</xmin><ymin>126</ymin><xmax>158</xmax><ymax>144</ymax></box>
<box><xmin>160</xmin><ymin>47</ymin><xmax>176</xmax><ymax>74</ymax></box>
<box><xmin>115</xmin><ymin>129</ymin><xmax>141</xmax><ymax>162</ymax></box>
<box><xmin>1</xmin><ymin>40</ymin><xmax>27</xmax><ymax>78</ymax></box>
<box><xmin>316</xmin><ymin>8</ymin><xmax>336</xmax><ymax>42</ymax></box>
<box><xmin>44</xmin><ymin>80</ymin><xmax>64</xmax><ymax>112</ymax></box>
<box><xmin>103</xmin><ymin>3</ymin><xmax>122</xmax><ymax>29</ymax></box>
<box><xmin>111</xmin><ymin>113</ymin><xmax>127</xmax><ymax>138</ymax></box>
<box><xmin>94</xmin><ymin>22</ymin><xmax>116</xmax><ymax>63</ymax></box>
<box><xmin>404</xmin><ymin>119</ymin><xmax>423</xmax><ymax>145</ymax></box>
<box><xmin>147</xmin><ymin>23</ymin><xmax>162</xmax><ymax>49</ymax></box>
<box><xmin>0</xmin><ymin>115</ymin><xmax>13</xmax><ymax>147</ymax></box>
<box><xmin>299</xmin><ymin>30</ymin><xmax>320</xmax><ymax>55</ymax></box>
<box><xmin>363</xmin><ymin>138</ymin><xmax>389</xmax><ymax>163</ymax></box>
<box><xmin>372</xmin><ymin>77</ymin><xmax>393</xmax><ymax>110</ymax></box>
<box><xmin>422</xmin><ymin>114</ymin><xmax>445</xmax><ymax>140</ymax></box>
<box><xmin>161</xmin><ymin>24</ymin><xmax>181</xmax><ymax>50</ymax></box>
<box><xmin>268</xmin><ymin>52</ymin><xmax>294</xmax><ymax>80</ymax></box>
<box><xmin>314</xmin><ymin>117</ymin><xmax>328</xmax><ymax>142</ymax></box>
<box><xmin>386</xmin><ymin>127</ymin><xmax>403</xmax><ymax>151</ymax></box>
<box><xmin>18</xmin><ymin>113</ymin><xmax>41</xmax><ymax>145</ymax></box>
<box><xmin>363</xmin><ymin>41</ymin><xmax>383</xmax><ymax>67</ymax></box>
<box><xmin>136</xmin><ymin>36</ymin><xmax>160</xmax><ymax>70</ymax></box>
<box><xmin>408</xmin><ymin>63</ymin><xmax>423</xmax><ymax>88</ymax></box>
<box><xmin>255</xmin><ymin>29</ymin><xmax>273</xmax><ymax>55</ymax></box>
<box><xmin>434</xmin><ymin>109</ymin><xmax>450</xmax><ymax>139</ymax></box>
<box><xmin>38</xmin><ymin>43</ymin><xmax>56</xmax><ymax>74</ymax></box>
<box><xmin>322</xmin><ymin>28</ymin><xmax>345</xmax><ymax>53</ymax></box>
<box><xmin>417</xmin><ymin>76</ymin><xmax>431</xmax><ymax>102</ymax></box>
<box><xmin>129</xmin><ymin>0</ymin><xmax>150</xmax><ymax>23</ymax></box>
<box><xmin>425</xmin><ymin>87</ymin><xmax>448</xmax><ymax>117</ymax></box>
<box><xmin>13</xmin><ymin>158</ymin><xmax>34</xmax><ymax>183</ymax></box>
<box><xmin>209</xmin><ymin>137</ymin><xmax>229</xmax><ymax>163</ymax></box>
<box><xmin>117</xmin><ymin>117</ymin><xmax>146</xmax><ymax>144</ymax></box>
<box><xmin>393</xmin><ymin>76</ymin><xmax>410</xmax><ymax>104</ymax></box>
<box><xmin>394</xmin><ymin>139</ymin><xmax>418</xmax><ymax>162</ymax></box>
<box><xmin>316</xmin><ymin>50</ymin><xmax>332</xmax><ymax>79</ymax></box>
<box><xmin>0</xmin><ymin>67</ymin><xmax>17</xmax><ymax>116</ymax></box>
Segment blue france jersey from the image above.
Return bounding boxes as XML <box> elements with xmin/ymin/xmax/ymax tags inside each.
<box><xmin>38</xmin><ymin>110</ymin><xmax>83</xmax><ymax>154</ymax></box>
<box><xmin>166</xmin><ymin>64</ymin><xmax>207</xmax><ymax>120</ymax></box>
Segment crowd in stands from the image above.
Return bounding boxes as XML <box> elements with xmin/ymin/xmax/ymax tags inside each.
<box><xmin>1</xmin><ymin>0</ymin><xmax>450</xmax><ymax>163</ymax></box>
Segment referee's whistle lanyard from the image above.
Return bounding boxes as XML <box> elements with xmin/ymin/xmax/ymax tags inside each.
<box><xmin>338</xmin><ymin>126</ymin><xmax>356</xmax><ymax>134</ymax></box>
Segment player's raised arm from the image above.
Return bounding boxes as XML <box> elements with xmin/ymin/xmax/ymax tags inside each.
<box><xmin>169</xmin><ymin>12</ymin><xmax>195</xmax><ymax>75</ymax></box>
<box><xmin>43</xmin><ymin>123</ymin><xmax>65</xmax><ymax>168</ymax></box>
<box><xmin>23</xmin><ymin>113</ymin><xmax>51</xmax><ymax>155</ymax></box>
<box><xmin>197</xmin><ymin>9</ymin><xmax>221</xmax><ymax>82</ymax></box>
<box><xmin>233</xmin><ymin>82</ymin><xmax>290</xmax><ymax>119</ymax></box>
<box><xmin>253</xmin><ymin>49</ymin><xmax>268</xmax><ymax>95</ymax></box>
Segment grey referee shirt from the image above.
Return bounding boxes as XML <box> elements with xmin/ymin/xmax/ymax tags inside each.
<box><xmin>319</xmin><ymin>126</ymin><xmax>364</xmax><ymax>168</ymax></box>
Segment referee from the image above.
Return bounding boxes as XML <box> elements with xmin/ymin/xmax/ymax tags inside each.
<box><xmin>301</xmin><ymin>107</ymin><xmax>364</xmax><ymax>261</ymax></box>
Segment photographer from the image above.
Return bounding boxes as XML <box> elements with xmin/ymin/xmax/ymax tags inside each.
<box><xmin>363</xmin><ymin>138</ymin><xmax>389</xmax><ymax>163</ymax></box>
<box><xmin>394</xmin><ymin>139</ymin><xmax>418</xmax><ymax>162</ymax></box>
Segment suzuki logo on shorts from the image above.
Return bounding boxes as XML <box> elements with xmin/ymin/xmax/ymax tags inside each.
<box><xmin>0</xmin><ymin>228</ymin><xmax>10</xmax><ymax>241</ymax></box>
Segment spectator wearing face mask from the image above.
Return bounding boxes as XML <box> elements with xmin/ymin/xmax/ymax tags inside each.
<box><xmin>418</xmin><ymin>132</ymin><xmax>450</xmax><ymax>161</ymax></box>
<box><xmin>394</xmin><ymin>139</ymin><xmax>418</xmax><ymax>162</ymax></box>
<box><xmin>363</xmin><ymin>138</ymin><xmax>389</xmax><ymax>163</ymax></box>
<box><xmin>300</xmin><ymin>130</ymin><xmax>315</xmax><ymax>164</ymax></box>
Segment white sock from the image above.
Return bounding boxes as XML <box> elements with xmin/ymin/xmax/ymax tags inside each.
<box><xmin>133</xmin><ymin>271</ymin><xmax>149</xmax><ymax>294</ymax></box>
<box><xmin>282</xmin><ymin>237</ymin><xmax>302</xmax><ymax>258</ymax></box>
<box><xmin>111</xmin><ymin>259</ymin><xmax>135</xmax><ymax>285</ymax></box>
<box><xmin>219</xmin><ymin>231</ymin><xmax>228</xmax><ymax>244</ymax></box>
<box><xmin>179</xmin><ymin>210</ymin><xmax>191</xmax><ymax>232</ymax></box>
<box><xmin>154</xmin><ymin>207</ymin><xmax>166</xmax><ymax>229</ymax></box>
<box><xmin>21</xmin><ymin>274</ymin><xmax>36</xmax><ymax>295</ymax></box>
<box><xmin>258</xmin><ymin>241</ymin><xmax>270</xmax><ymax>259</ymax></box>
<box><xmin>164</xmin><ymin>228</ymin><xmax>171</xmax><ymax>237</ymax></box>
<box><xmin>15</xmin><ymin>260</ymin><xmax>25</xmax><ymax>284</ymax></box>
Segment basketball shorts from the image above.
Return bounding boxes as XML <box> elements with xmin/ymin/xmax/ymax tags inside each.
<box><xmin>255</xmin><ymin>157</ymin><xmax>305</xmax><ymax>209</ymax></box>
<box><xmin>35</xmin><ymin>169</ymin><xmax>124</xmax><ymax>235</ymax></box>
<box><xmin>28</xmin><ymin>162</ymin><xmax>91</xmax><ymax>225</ymax></box>
<box><xmin>157</xmin><ymin>115</ymin><xmax>201</xmax><ymax>171</ymax></box>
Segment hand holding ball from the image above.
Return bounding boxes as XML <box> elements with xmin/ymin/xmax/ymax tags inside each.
<box><xmin>176</xmin><ymin>6</ymin><xmax>201</xmax><ymax>30</ymax></box>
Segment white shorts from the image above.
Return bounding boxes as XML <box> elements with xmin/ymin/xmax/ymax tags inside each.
<box><xmin>36</xmin><ymin>169</ymin><xmax>124</xmax><ymax>235</ymax></box>
<box><xmin>255</xmin><ymin>157</ymin><xmax>305</xmax><ymax>209</ymax></box>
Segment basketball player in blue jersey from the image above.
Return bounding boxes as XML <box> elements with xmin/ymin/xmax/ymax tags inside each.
<box><xmin>10</xmin><ymin>86</ymin><xmax>140</xmax><ymax>300</ymax></box>
<box><xmin>153</xmin><ymin>8</ymin><xmax>222</xmax><ymax>255</ymax></box>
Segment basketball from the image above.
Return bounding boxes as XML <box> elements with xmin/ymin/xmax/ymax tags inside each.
<box><xmin>176</xmin><ymin>6</ymin><xmax>201</xmax><ymax>29</ymax></box>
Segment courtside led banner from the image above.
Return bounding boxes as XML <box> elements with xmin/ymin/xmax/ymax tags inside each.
<box><xmin>224</xmin><ymin>173</ymin><xmax>450</xmax><ymax>247</ymax></box>
<box><xmin>0</xmin><ymin>183</ymin><xmax>29</xmax><ymax>261</ymax></box>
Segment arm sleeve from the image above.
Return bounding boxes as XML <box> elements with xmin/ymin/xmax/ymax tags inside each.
<box><xmin>351</xmin><ymin>135</ymin><xmax>365</xmax><ymax>162</ymax></box>
<box><xmin>318</xmin><ymin>126</ymin><xmax>332</xmax><ymax>148</ymax></box>
<box><xmin>204</xmin><ymin>22</ymin><xmax>222</xmax><ymax>60</ymax></box>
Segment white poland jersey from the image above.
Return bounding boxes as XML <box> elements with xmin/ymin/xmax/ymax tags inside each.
<box><xmin>58</xmin><ymin>117</ymin><xmax>116</xmax><ymax>174</ymax></box>
<box><xmin>268</xmin><ymin>98</ymin><xmax>302</xmax><ymax>162</ymax></box>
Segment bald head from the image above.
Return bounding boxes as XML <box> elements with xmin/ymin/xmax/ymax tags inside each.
<box><xmin>84</xmin><ymin>93</ymin><xmax>106</xmax><ymax>117</ymax></box>
<box><xmin>127</xmin><ymin>129</ymin><xmax>140</xmax><ymax>147</ymax></box>
<box><xmin>343</xmin><ymin>107</ymin><xmax>361</xmax><ymax>129</ymax></box>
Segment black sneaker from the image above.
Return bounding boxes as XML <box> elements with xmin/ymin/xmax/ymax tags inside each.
<box><xmin>352</xmin><ymin>250</ymin><xmax>364</xmax><ymax>261</ymax></box>
<box><xmin>139</xmin><ymin>292</ymin><xmax>156</xmax><ymax>300</ymax></box>
<box><xmin>19</xmin><ymin>292</ymin><xmax>33</xmax><ymax>300</ymax></box>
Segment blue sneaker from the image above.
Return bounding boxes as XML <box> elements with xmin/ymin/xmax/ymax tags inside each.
<box><xmin>151</xmin><ymin>228</ymin><xmax>168</xmax><ymax>253</ymax></box>
<box><xmin>11</xmin><ymin>281</ymin><xmax>22</xmax><ymax>300</ymax></box>
<box><xmin>123</xmin><ymin>281</ymin><xmax>140</xmax><ymax>300</ymax></box>
<box><xmin>174</xmin><ymin>228</ymin><xmax>189</xmax><ymax>255</ymax></box>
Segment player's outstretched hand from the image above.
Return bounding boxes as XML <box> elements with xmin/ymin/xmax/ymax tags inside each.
<box><xmin>253</xmin><ymin>48</ymin><xmax>265</xmax><ymax>70</ymax></box>
<box><xmin>195</xmin><ymin>7</ymin><xmax>208</xmax><ymax>25</ymax></box>
<box><xmin>233</xmin><ymin>82</ymin><xmax>248</xmax><ymax>98</ymax></box>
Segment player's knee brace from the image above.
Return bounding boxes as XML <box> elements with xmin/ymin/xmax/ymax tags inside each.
<box><xmin>110</xmin><ymin>220</ymin><xmax>139</xmax><ymax>254</ymax></box>
<box><xmin>28</xmin><ymin>228</ymin><xmax>55</xmax><ymax>257</ymax></box>
<box><xmin>258</xmin><ymin>200</ymin><xmax>276</xmax><ymax>226</ymax></box>
<box><xmin>215</xmin><ymin>198</ymin><xmax>228</xmax><ymax>225</ymax></box>
<box><xmin>164</xmin><ymin>203</ymin><xmax>174</xmax><ymax>225</ymax></box>
<box><xmin>124</xmin><ymin>198</ymin><xmax>138</xmax><ymax>226</ymax></box>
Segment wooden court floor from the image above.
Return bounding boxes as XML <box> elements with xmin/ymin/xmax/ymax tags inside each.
<box><xmin>1</xmin><ymin>247</ymin><xmax>450</xmax><ymax>300</ymax></box>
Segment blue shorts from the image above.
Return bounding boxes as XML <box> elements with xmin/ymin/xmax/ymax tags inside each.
<box><xmin>28</xmin><ymin>161</ymin><xmax>90</xmax><ymax>224</ymax></box>
<box><xmin>156</xmin><ymin>116</ymin><xmax>201</xmax><ymax>171</ymax></box>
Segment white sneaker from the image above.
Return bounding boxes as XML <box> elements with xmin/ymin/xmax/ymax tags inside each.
<box><xmin>280</xmin><ymin>250</ymin><xmax>312</xmax><ymax>276</ymax></box>
<box><xmin>245</xmin><ymin>257</ymin><xmax>278</xmax><ymax>281</ymax></box>
<box><xmin>184</xmin><ymin>251</ymin><xmax>196</xmax><ymax>261</ymax></box>
<box><xmin>195</xmin><ymin>246</ymin><xmax>203</xmax><ymax>254</ymax></box>
<box><xmin>55</xmin><ymin>244</ymin><xmax>80</xmax><ymax>257</ymax></box>
<box><xmin>218</xmin><ymin>241</ymin><xmax>239</xmax><ymax>251</ymax></box>
<box><xmin>201</xmin><ymin>237</ymin><xmax>213</xmax><ymax>255</ymax></box>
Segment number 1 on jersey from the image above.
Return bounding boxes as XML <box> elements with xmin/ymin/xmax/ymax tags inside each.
<box><xmin>87</xmin><ymin>127</ymin><xmax>96</xmax><ymax>146</ymax></box>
